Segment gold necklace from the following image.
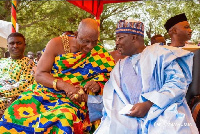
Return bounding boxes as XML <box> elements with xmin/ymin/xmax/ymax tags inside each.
<box><xmin>60</xmin><ymin>35</ymin><xmax>70</xmax><ymax>54</ymax></box>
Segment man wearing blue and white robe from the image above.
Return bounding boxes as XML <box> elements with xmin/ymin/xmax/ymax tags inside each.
<box><xmin>95</xmin><ymin>44</ymin><xmax>198</xmax><ymax>134</ymax></box>
<box><xmin>95</xmin><ymin>18</ymin><xmax>198</xmax><ymax>134</ymax></box>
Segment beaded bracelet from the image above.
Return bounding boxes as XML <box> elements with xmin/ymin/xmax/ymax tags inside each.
<box><xmin>53</xmin><ymin>79</ymin><xmax>58</xmax><ymax>90</ymax></box>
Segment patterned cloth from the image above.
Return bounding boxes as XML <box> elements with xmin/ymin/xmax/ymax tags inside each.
<box><xmin>0</xmin><ymin>35</ymin><xmax>115</xmax><ymax>133</ymax></box>
<box><xmin>0</xmin><ymin>57</ymin><xmax>35</xmax><ymax>114</ymax></box>
<box><xmin>121</xmin><ymin>55</ymin><xmax>142</xmax><ymax>105</ymax></box>
<box><xmin>116</xmin><ymin>19</ymin><xmax>144</xmax><ymax>37</ymax></box>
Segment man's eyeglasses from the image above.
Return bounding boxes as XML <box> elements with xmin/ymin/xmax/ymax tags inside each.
<box><xmin>77</xmin><ymin>36</ymin><xmax>98</xmax><ymax>45</ymax></box>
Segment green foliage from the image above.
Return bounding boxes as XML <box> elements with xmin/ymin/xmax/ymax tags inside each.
<box><xmin>0</xmin><ymin>0</ymin><xmax>11</xmax><ymax>21</ymax></box>
<box><xmin>126</xmin><ymin>1</ymin><xmax>200</xmax><ymax>44</ymax></box>
<box><xmin>16</xmin><ymin>1</ymin><xmax>92</xmax><ymax>54</ymax></box>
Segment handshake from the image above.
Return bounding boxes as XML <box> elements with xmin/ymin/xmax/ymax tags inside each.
<box><xmin>66</xmin><ymin>80</ymin><xmax>101</xmax><ymax>103</ymax></box>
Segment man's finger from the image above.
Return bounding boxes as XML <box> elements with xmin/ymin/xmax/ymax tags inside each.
<box><xmin>127</xmin><ymin>109</ymin><xmax>137</xmax><ymax>117</ymax></box>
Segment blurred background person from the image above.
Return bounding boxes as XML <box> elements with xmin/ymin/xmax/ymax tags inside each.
<box><xmin>62</xmin><ymin>30</ymin><xmax>74</xmax><ymax>36</ymax></box>
<box><xmin>198</xmin><ymin>41</ymin><xmax>200</xmax><ymax>46</ymax></box>
<box><xmin>34</xmin><ymin>50</ymin><xmax>42</xmax><ymax>64</ymax></box>
<box><xmin>150</xmin><ymin>34</ymin><xmax>166</xmax><ymax>45</ymax></box>
<box><xmin>27</xmin><ymin>51</ymin><xmax>35</xmax><ymax>61</ymax></box>
<box><xmin>32</xmin><ymin>51</ymin><xmax>42</xmax><ymax>77</ymax></box>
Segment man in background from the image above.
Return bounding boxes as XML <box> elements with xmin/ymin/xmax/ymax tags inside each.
<box><xmin>27</xmin><ymin>51</ymin><xmax>35</xmax><ymax>61</ymax></box>
<box><xmin>35</xmin><ymin>50</ymin><xmax>42</xmax><ymax>64</ymax></box>
<box><xmin>0</xmin><ymin>32</ymin><xmax>35</xmax><ymax>117</ymax></box>
<box><xmin>164</xmin><ymin>13</ymin><xmax>192</xmax><ymax>47</ymax></box>
<box><xmin>150</xmin><ymin>34</ymin><xmax>166</xmax><ymax>45</ymax></box>
<box><xmin>62</xmin><ymin>31</ymin><xmax>74</xmax><ymax>36</ymax></box>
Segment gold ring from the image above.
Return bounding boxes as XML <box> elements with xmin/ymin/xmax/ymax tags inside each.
<box><xmin>74</xmin><ymin>94</ymin><xmax>78</xmax><ymax>99</ymax></box>
<box><xmin>78</xmin><ymin>89</ymin><xmax>85</xmax><ymax>95</ymax></box>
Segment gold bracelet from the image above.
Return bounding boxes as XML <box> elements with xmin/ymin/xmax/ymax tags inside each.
<box><xmin>53</xmin><ymin>79</ymin><xmax>58</xmax><ymax>90</ymax></box>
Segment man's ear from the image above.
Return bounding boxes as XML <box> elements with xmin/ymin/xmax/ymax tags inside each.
<box><xmin>171</xmin><ymin>27</ymin><xmax>177</xmax><ymax>34</ymax></box>
<box><xmin>168</xmin><ymin>27</ymin><xmax>176</xmax><ymax>37</ymax></box>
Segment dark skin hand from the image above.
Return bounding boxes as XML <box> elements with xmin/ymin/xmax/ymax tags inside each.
<box><xmin>84</xmin><ymin>80</ymin><xmax>101</xmax><ymax>93</ymax></box>
<box><xmin>68</xmin><ymin>91</ymin><xmax>88</xmax><ymax>103</ymax></box>
<box><xmin>67</xmin><ymin>80</ymin><xmax>101</xmax><ymax>103</ymax></box>
<box><xmin>127</xmin><ymin>101</ymin><xmax>153</xmax><ymax>118</ymax></box>
<box><xmin>68</xmin><ymin>85</ymin><xmax>87</xmax><ymax>103</ymax></box>
<box><xmin>57</xmin><ymin>80</ymin><xmax>78</xmax><ymax>95</ymax></box>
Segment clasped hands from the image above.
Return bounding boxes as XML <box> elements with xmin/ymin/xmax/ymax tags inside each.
<box><xmin>66</xmin><ymin>80</ymin><xmax>100</xmax><ymax>103</ymax></box>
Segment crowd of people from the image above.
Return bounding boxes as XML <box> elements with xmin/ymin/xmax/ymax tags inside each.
<box><xmin>0</xmin><ymin>13</ymin><xmax>199</xmax><ymax>133</ymax></box>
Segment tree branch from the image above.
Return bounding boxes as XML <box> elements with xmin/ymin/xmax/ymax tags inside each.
<box><xmin>19</xmin><ymin>16</ymin><xmax>49</xmax><ymax>28</ymax></box>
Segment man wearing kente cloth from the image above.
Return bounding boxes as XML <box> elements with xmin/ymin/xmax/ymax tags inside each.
<box><xmin>95</xmin><ymin>18</ymin><xmax>198</xmax><ymax>133</ymax></box>
<box><xmin>0</xmin><ymin>18</ymin><xmax>115</xmax><ymax>133</ymax></box>
<box><xmin>0</xmin><ymin>32</ymin><xmax>35</xmax><ymax>117</ymax></box>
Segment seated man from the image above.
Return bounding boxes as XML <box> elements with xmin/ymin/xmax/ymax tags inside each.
<box><xmin>0</xmin><ymin>32</ymin><xmax>35</xmax><ymax>116</ymax></box>
<box><xmin>95</xmin><ymin>19</ymin><xmax>198</xmax><ymax>133</ymax></box>
<box><xmin>150</xmin><ymin>34</ymin><xmax>166</xmax><ymax>45</ymax></box>
<box><xmin>0</xmin><ymin>18</ymin><xmax>115</xmax><ymax>133</ymax></box>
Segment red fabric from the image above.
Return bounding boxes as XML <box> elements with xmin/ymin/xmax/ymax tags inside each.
<box><xmin>67</xmin><ymin>0</ymin><xmax>136</xmax><ymax>18</ymax></box>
